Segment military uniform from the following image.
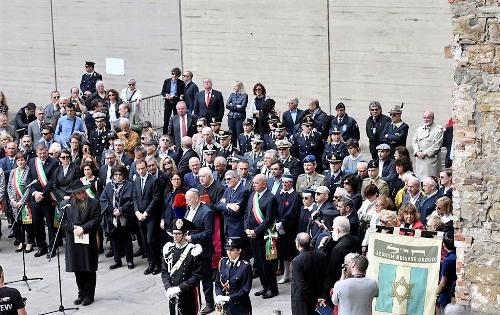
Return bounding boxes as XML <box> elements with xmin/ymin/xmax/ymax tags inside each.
<box><xmin>280</xmin><ymin>154</ymin><xmax>302</xmax><ymax>181</ymax></box>
<box><xmin>292</xmin><ymin>131</ymin><xmax>324</xmax><ymax>165</ymax></box>
<box><xmin>243</xmin><ymin>150</ymin><xmax>264</xmax><ymax>176</ymax></box>
<box><xmin>215</xmin><ymin>257</ymin><xmax>252</xmax><ymax>315</ymax></box>
<box><xmin>296</xmin><ymin>172</ymin><xmax>326</xmax><ymax>193</ymax></box>
<box><xmin>162</xmin><ymin>237</ymin><xmax>203</xmax><ymax>315</ymax></box>
<box><xmin>238</xmin><ymin>132</ymin><xmax>254</xmax><ymax>155</ymax></box>
<box><xmin>217</xmin><ymin>144</ymin><xmax>239</xmax><ymax>159</ymax></box>
<box><xmin>329</xmin><ymin>114</ymin><xmax>360</xmax><ymax>142</ymax></box>
<box><xmin>361</xmin><ymin>177</ymin><xmax>390</xmax><ymax>199</ymax></box>
<box><xmin>88</xmin><ymin>127</ymin><xmax>108</xmax><ymax>161</ymax></box>
<box><xmin>324</xmin><ymin>169</ymin><xmax>345</xmax><ymax>195</ymax></box>
<box><xmin>80</xmin><ymin>63</ymin><xmax>102</xmax><ymax>95</ymax></box>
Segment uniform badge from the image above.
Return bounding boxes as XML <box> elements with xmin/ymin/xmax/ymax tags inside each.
<box><xmin>175</xmin><ymin>219</ymin><xmax>183</xmax><ymax>230</ymax></box>
<box><xmin>227</xmin><ymin>238</ymin><xmax>233</xmax><ymax>246</ymax></box>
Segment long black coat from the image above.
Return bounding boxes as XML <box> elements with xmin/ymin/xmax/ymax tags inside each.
<box><xmin>99</xmin><ymin>181</ymin><xmax>134</xmax><ymax>234</ymax></box>
<box><xmin>276</xmin><ymin>190</ymin><xmax>302</xmax><ymax>261</ymax></box>
<box><xmin>291</xmin><ymin>249</ymin><xmax>326</xmax><ymax>315</ymax></box>
<box><xmin>61</xmin><ymin>198</ymin><xmax>101</xmax><ymax>272</ymax></box>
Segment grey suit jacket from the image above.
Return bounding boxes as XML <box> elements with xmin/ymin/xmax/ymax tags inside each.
<box><xmin>167</xmin><ymin>113</ymin><xmax>196</xmax><ymax>150</ymax></box>
<box><xmin>28</xmin><ymin>120</ymin><xmax>44</xmax><ymax>144</ymax></box>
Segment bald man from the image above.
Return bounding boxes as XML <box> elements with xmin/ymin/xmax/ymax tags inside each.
<box><xmin>412</xmin><ymin>111</ymin><xmax>444</xmax><ymax>179</ymax></box>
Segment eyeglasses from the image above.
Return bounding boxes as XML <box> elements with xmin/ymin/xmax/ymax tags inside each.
<box><xmin>128</xmin><ymin>83</ymin><xmax>136</xmax><ymax>86</ymax></box>
<box><xmin>333</xmin><ymin>196</ymin><xmax>341</xmax><ymax>200</ymax></box>
<box><xmin>164</xmin><ymin>161</ymin><xmax>172</xmax><ymax>164</ymax></box>
<box><xmin>390</xmin><ymin>113</ymin><xmax>398</xmax><ymax>117</ymax></box>
<box><xmin>370</xmin><ymin>108</ymin><xmax>380</xmax><ymax>111</ymax></box>
<box><xmin>254</xmin><ymin>88</ymin><xmax>262</xmax><ymax>91</ymax></box>
<box><xmin>302</xmin><ymin>197</ymin><xmax>310</xmax><ymax>200</ymax></box>
<box><xmin>108</xmin><ymin>94</ymin><xmax>116</xmax><ymax>97</ymax></box>
<box><xmin>316</xmin><ymin>192</ymin><xmax>326</xmax><ymax>196</ymax></box>
<box><xmin>172</xmin><ymin>73</ymin><xmax>179</xmax><ymax>76</ymax></box>
<box><xmin>53</xmin><ymin>96</ymin><xmax>60</xmax><ymax>99</ymax></box>
<box><xmin>343</xmin><ymin>182</ymin><xmax>351</xmax><ymax>185</ymax></box>
<box><xmin>60</xmin><ymin>155</ymin><xmax>70</xmax><ymax>159</ymax></box>
<box><xmin>197</xmin><ymin>124</ymin><xmax>203</xmax><ymax>127</ymax></box>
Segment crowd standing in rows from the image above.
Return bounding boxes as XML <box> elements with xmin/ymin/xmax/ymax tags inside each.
<box><xmin>0</xmin><ymin>62</ymin><xmax>456</xmax><ymax>314</ymax></box>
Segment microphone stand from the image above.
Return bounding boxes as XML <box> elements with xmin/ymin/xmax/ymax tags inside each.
<box><xmin>5</xmin><ymin>185</ymin><xmax>43</xmax><ymax>291</ymax></box>
<box><xmin>39</xmin><ymin>208</ymin><xmax>78</xmax><ymax>315</ymax></box>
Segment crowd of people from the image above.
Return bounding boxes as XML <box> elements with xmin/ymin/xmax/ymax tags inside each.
<box><xmin>0</xmin><ymin>62</ymin><xmax>457</xmax><ymax>314</ymax></box>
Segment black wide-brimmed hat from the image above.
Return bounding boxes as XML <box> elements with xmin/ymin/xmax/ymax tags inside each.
<box><xmin>67</xmin><ymin>180</ymin><xmax>90</xmax><ymax>193</ymax></box>
<box><xmin>170</xmin><ymin>218</ymin><xmax>198</xmax><ymax>232</ymax></box>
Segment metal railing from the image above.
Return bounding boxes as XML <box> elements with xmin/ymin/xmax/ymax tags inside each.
<box><xmin>137</xmin><ymin>94</ymin><xmax>164</xmax><ymax>129</ymax></box>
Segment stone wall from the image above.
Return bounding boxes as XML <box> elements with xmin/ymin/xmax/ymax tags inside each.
<box><xmin>450</xmin><ymin>0</ymin><xmax>500</xmax><ymax>313</ymax></box>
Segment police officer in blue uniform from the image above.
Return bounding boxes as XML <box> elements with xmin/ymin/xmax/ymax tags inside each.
<box><xmin>323</xmin><ymin>154</ymin><xmax>345</xmax><ymax>196</ymax></box>
<box><xmin>292</xmin><ymin>116</ymin><xmax>324</xmax><ymax>172</ymax></box>
<box><xmin>215</xmin><ymin>237</ymin><xmax>253</xmax><ymax>315</ymax></box>
<box><xmin>328</xmin><ymin>102</ymin><xmax>360</xmax><ymax>142</ymax></box>
<box><xmin>238</xmin><ymin>118</ymin><xmax>255</xmax><ymax>155</ymax></box>
<box><xmin>80</xmin><ymin>61</ymin><xmax>102</xmax><ymax>98</ymax></box>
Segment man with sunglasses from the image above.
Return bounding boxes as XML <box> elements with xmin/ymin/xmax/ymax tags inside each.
<box><xmin>180</xmin><ymin>70</ymin><xmax>199</xmax><ymax>114</ymax></box>
<box><xmin>80</xmin><ymin>61</ymin><xmax>102</xmax><ymax>98</ymax></box>
<box><xmin>380</xmin><ymin>104</ymin><xmax>409</xmax><ymax>156</ymax></box>
<box><xmin>161</xmin><ymin>67</ymin><xmax>185</xmax><ymax>134</ymax></box>
<box><xmin>365</xmin><ymin>101</ymin><xmax>391</xmax><ymax>160</ymax></box>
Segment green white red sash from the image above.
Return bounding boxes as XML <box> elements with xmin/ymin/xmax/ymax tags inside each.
<box><xmin>252</xmin><ymin>193</ymin><xmax>278</xmax><ymax>260</ymax></box>
<box><xmin>35</xmin><ymin>158</ymin><xmax>49</xmax><ymax>187</ymax></box>
<box><xmin>251</xmin><ymin>193</ymin><xmax>264</xmax><ymax>224</ymax></box>
<box><xmin>12</xmin><ymin>168</ymin><xmax>32</xmax><ymax>224</ymax></box>
<box><xmin>80</xmin><ymin>177</ymin><xmax>96</xmax><ymax>199</ymax></box>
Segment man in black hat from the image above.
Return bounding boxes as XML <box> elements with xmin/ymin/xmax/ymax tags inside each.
<box><xmin>238</xmin><ymin>118</ymin><xmax>255</xmax><ymax>155</ymax></box>
<box><xmin>243</xmin><ymin>135</ymin><xmax>265</xmax><ymax>176</ymax></box>
<box><xmin>380</xmin><ymin>104</ymin><xmax>409</xmax><ymax>155</ymax></box>
<box><xmin>80</xmin><ymin>61</ymin><xmax>102</xmax><ymax>98</ymax></box>
<box><xmin>88</xmin><ymin>112</ymin><xmax>108</xmax><ymax>161</ymax></box>
<box><xmin>292</xmin><ymin>116</ymin><xmax>324</xmax><ymax>168</ymax></box>
<box><xmin>329</xmin><ymin>102</ymin><xmax>360</xmax><ymax>142</ymax></box>
<box><xmin>217</xmin><ymin>130</ymin><xmax>239</xmax><ymax>159</ymax></box>
<box><xmin>324</xmin><ymin>154</ymin><xmax>345</xmax><ymax>194</ymax></box>
<box><xmin>162</xmin><ymin>217</ymin><xmax>203</xmax><ymax>315</ymax></box>
<box><xmin>215</xmin><ymin>236</ymin><xmax>253</xmax><ymax>314</ymax></box>
<box><xmin>60</xmin><ymin>180</ymin><xmax>101</xmax><ymax>306</ymax></box>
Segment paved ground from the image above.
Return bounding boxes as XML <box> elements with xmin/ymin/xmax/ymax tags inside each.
<box><xmin>0</xmin><ymin>221</ymin><xmax>292</xmax><ymax>315</ymax></box>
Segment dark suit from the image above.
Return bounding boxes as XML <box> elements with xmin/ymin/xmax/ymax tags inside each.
<box><xmin>133</xmin><ymin>174</ymin><xmax>161</xmax><ymax>269</ymax></box>
<box><xmin>183</xmin><ymin>81</ymin><xmax>199</xmax><ymax>113</ymax></box>
<box><xmin>88</xmin><ymin>128</ymin><xmax>108</xmax><ymax>161</ymax></box>
<box><xmin>176</xmin><ymin>148</ymin><xmax>199</xmax><ymax>176</ymax></box>
<box><xmin>402</xmin><ymin>192</ymin><xmax>426</xmax><ymax>213</ymax></box>
<box><xmin>186</xmin><ymin>203</ymin><xmax>215</xmax><ymax>308</ymax></box>
<box><xmin>291</xmin><ymin>249</ymin><xmax>326</xmax><ymax>315</ymax></box>
<box><xmin>377</xmin><ymin>158</ymin><xmax>396</xmax><ymax>184</ymax></box>
<box><xmin>240</xmin><ymin>175</ymin><xmax>253</xmax><ymax>192</ymax></box>
<box><xmin>167</xmin><ymin>113</ymin><xmax>197</xmax><ymax>150</ymax></box>
<box><xmin>380</xmin><ymin>122</ymin><xmax>410</xmax><ymax>155</ymax></box>
<box><xmin>161</xmin><ymin>78</ymin><xmax>186</xmax><ymax>134</ymax></box>
<box><xmin>280</xmin><ymin>155</ymin><xmax>303</xmax><ymax>182</ymax></box>
<box><xmin>304</xmin><ymin>108</ymin><xmax>330</xmax><ymax>139</ymax></box>
<box><xmin>366</xmin><ymin>114</ymin><xmax>391</xmax><ymax>159</ymax></box>
<box><xmin>282</xmin><ymin>109</ymin><xmax>304</xmax><ymax>135</ymax></box>
<box><xmin>52</xmin><ymin>163</ymin><xmax>80</xmax><ymax>200</ymax></box>
<box><xmin>99</xmin><ymin>164</ymin><xmax>115</xmax><ymax>185</ymax></box>
<box><xmin>215</xmin><ymin>183</ymin><xmax>250</xmax><ymax>239</ymax></box>
<box><xmin>27</xmin><ymin>157</ymin><xmax>59</xmax><ymax>249</ymax></box>
<box><xmin>183</xmin><ymin>172</ymin><xmax>199</xmax><ymax>189</ymax></box>
<box><xmin>329</xmin><ymin>114</ymin><xmax>360</xmax><ymax>142</ymax></box>
<box><xmin>323</xmin><ymin>234</ymin><xmax>361</xmax><ymax>300</ymax></box>
<box><xmin>120</xmin><ymin>154</ymin><xmax>134</xmax><ymax>167</ymax></box>
<box><xmin>276</xmin><ymin>190</ymin><xmax>302</xmax><ymax>261</ymax></box>
<box><xmin>193</xmin><ymin>89</ymin><xmax>224</xmax><ymax>122</ymax></box>
<box><xmin>13</xmin><ymin>107</ymin><xmax>36</xmax><ymax>138</ymax></box>
<box><xmin>316</xmin><ymin>201</ymin><xmax>339</xmax><ymax>231</ymax></box>
<box><xmin>419</xmin><ymin>192</ymin><xmax>440</xmax><ymax>225</ymax></box>
<box><xmin>238</xmin><ymin>132</ymin><xmax>254</xmax><ymax>155</ymax></box>
<box><xmin>244</xmin><ymin>189</ymin><xmax>278</xmax><ymax>293</ymax></box>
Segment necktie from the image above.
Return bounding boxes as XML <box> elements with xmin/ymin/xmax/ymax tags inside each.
<box><xmin>242</xmin><ymin>178</ymin><xmax>246</xmax><ymax>187</ymax></box>
<box><xmin>181</xmin><ymin>115</ymin><xmax>187</xmax><ymax>137</ymax></box>
<box><xmin>10</xmin><ymin>158</ymin><xmax>15</xmax><ymax>168</ymax></box>
<box><xmin>306</xmin><ymin>176</ymin><xmax>311</xmax><ymax>186</ymax></box>
<box><xmin>205</xmin><ymin>92</ymin><xmax>211</xmax><ymax>107</ymax></box>
<box><xmin>338</xmin><ymin>118</ymin><xmax>342</xmax><ymax>124</ymax></box>
<box><xmin>141</xmin><ymin>177</ymin><xmax>145</xmax><ymax>192</ymax></box>
<box><xmin>39</xmin><ymin>121</ymin><xmax>43</xmax><ymax>133</ymax></box>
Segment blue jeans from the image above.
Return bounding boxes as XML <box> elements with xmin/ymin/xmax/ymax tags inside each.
<box><xmin>228</xmin><ymin>118</ymin><xmax>244</xmax><ymax>147</ymax></box>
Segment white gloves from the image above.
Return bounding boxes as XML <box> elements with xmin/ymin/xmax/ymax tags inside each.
<box><xmin>215</xmin><ymin>295</ymin><xmax>230</xmax><ymax>304</ymax></box>
<box><xmin>276</xmin><ymin>222</ymin><xmax>285</xmax><ymax>235</ymax></box>
<box><xmin>166</xmin><ymin>286</ymin><xmax>181</xmax><ymax>299</ymax></box>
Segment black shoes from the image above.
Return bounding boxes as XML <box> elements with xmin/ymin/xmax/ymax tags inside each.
<box><xmin>133</xmin><ymin>248</ymin><xmax>143</xmax><ymax>257</ymax></box>
<box><xmin>109</xmin><ymin>262</ymin><xmax>123</xmax><ymax>270</ymax></box>
<box><xmin>152</xmin><ymin>267</ymin><xmax>161</xmax><ymax>275</ymax></box>
<box><xmin>144</xmin><ymin>265</ymin><xmax>154</xmax><ymax>275</ymax></box>
<box><xmin>127</xmin><ymin>261</ymin><xmax>135</xmax><ymax>269</ymax></box>
<box><xmin>34</xmin><ymin>248</ymin><xmax>48</xmax><ymax>257</ymax></box>
<box><xmin>105</xmin><ymin>249</ymin><xmax>113</xmax><ymax>258</ymax></box>
<box><xmin>262</xmin><ymin>291</ymin><xmax>279</xmax><ymax>299</ymax></box>
<box><xmin>74</xmin><ymin>297</ymin><xmax>84</xmax><ymax>305</ymax></box>
<box><xmin>82</xmin><ymin>297</ymin><xmax>94</xmax><ymax>306</ymax></box>
<box><xmin>47</xmin><ymin>250</ymin><xmax>56</xmax><ymax>259</ymax></box>
<box><xmin>254</xmin><ymin>288</ymin><xmax>268</xmax><ymax>296</ymax></box>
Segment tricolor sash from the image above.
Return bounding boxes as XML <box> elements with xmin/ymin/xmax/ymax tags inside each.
<box><xmin>35</xmin><ymin>157</ymin><xmax>56</xmax><ymax>202</ymax></box>
<box><xmin>12</xmin><ymin>168</ymin><xmax>32</xmax><ymax>224</ymax></box>
<box><xmin>252</xmin><ymin>193</ymin><xmax>277</xmax><ymax>260</ymax></box>
<box><xmin>251</xmin><ymin>193</ymin><xmax>264</xmax><ymax>224</ymax></box>
<box><xmin>80</xmin><ymin>177</ymin><xmax>96</xmax><ymax>198</ymax></box>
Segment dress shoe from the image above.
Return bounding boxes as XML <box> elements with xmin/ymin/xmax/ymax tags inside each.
<box><xmin>144</xmin><ymin>265</ymin><xmax>154</xmax><ymax>275</ymax></box>
<box><xmin>73</xmin><ymin>297</ymin><xmax>84</xmax><ymax>305</ymax></box>
<box><xmin>152</xmin><ymin>267</ymin><xmax>161</xmax><ymax>275</ymax></box>
<box><xmin>25</xmin><ymin>244</ymin><xmax>33</xmax><ymax>253</ymax></box>
<box><xmin>109</xmin><ymin>262</ymin><xmax>123</xmax><ymax>270</ymax></box>
<box><xmin>47</xmin><ymin>250</ymin><xmax>56</xmax><ymax>259</ymax></box>
<box><xmin>262</xmin><ymin>291</ymin><xmax>279</xmax><ymax>299</ymax></box>
<box><xmin>254</xmin><ymin>288</ymin><xmax>268</xmax><ymax>296</ymax></box>
<box><xmin>127</xmin><ymin>262</ymin><xmax>135</xmax><ymax>269</ymax></box>
<box><xmin>34</xmin><ymin>248</ymin><xmax>48</xmax><ymax>257</ymax></box>
<box><xmin>278</xmin><ymin>276</ymin><xmax>289</xmax><ymax>284</ymax></box>
<box><xmin>133</xmin><ymin>248</ymin><xmax>143</xmax><ymax>257</ymax></box>
<box><xmin>15</xmin><ymin>244</ymin><xmax>25</xmax><ymax>253</ymax></box>
<box><xmin>200</xmin><ymin>305</ymin><xmax>215</xmax><ymax>315</ymax></box>
<box><xmin>14</xmin><ymin>239</ymin><xmax>20</xmax><ymax>246</ymax></box>
<box><xmin>82</xmin><ymin>297</ymin><xmax>94</xmax><ymax>306</ymax></box>
<box><xmin>105</xmin><ymin>249</ymin><xmax>113</xmax><ymax>258</ymax></box>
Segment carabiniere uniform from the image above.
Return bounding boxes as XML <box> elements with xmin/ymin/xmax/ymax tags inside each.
<box><xmin>215</xmin><ymin>257</ymin><xmax>253</xmax><ymax>315</ymax></box>
<box><xmin>161</xmin><ymin>236</ymin><xmax>203</xmax><ymax>314</ymax></box>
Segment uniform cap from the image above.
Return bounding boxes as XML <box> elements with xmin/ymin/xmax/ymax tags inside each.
<box><xmin>276</xmin><ymin>139</ymin><xmax>292</xmax><ymax>149</ymax></box>
<box><xmin>367</xmin><ymin>160</ymin><xmax>378</xmax><ymax>169</ymax></box>
<box><xmin>85</xmin><ymin>61</ymin><xmax>95</xmax><ymax>67</ymax></box>
<box><xmin>243</xmin><ymin>118</ymin><xmax>254</xmax><ymax>125</ymax></box>
<box><xmin>335</xmin><ymin>102</ymin><xmax>346</xmax><ymax>110</ymax></box>
<box><xmin>303</xmin><ymin>155</ymin><xmax>316</xmax><ymax>163</ymax></box>
<box><xmin>93</xmin><ymin>112</ymin><xmax>106</xmax><ymax>121</ymax></box>
<box><xmin>327</xmin><ymin>154</ymin><xmax>343</xmax><ymax>163</ymax></box>
<box><xmin>225</xmin><ymin>237</ymin><xmax>244</xmax><ymax>250</ymax></box>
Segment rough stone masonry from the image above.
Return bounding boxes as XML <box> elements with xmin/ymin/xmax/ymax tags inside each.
<box><xmin>449</xmin><ymin>0</ymin><xmax>500</xmax><ymax>313</ymax></box>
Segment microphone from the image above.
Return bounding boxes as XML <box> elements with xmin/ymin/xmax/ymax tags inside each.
<box><xmin>26</xmin><ymin>179</ymin><xmax>38</xmax><ymax>188</ymax></box>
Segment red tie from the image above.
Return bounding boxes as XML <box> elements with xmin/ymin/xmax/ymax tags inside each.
<box><xmin>181</xmin><ymin>115</ymin><xmax>187</xmax><ymax>137</ymax></box>
<box><xmin>205</xmin><ymin>92</ymin><xmax>211</xmax><ymax>107</ymax></box>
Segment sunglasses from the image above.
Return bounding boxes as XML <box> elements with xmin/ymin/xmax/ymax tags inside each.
<box><xmin>53</xmin><ymin>96</ymin><xmax>60</xmax><ymax>99</ymax></box>
<box><xmin>60</xmin><ymin>156</ymin><xmax>70</xmax><ymax>159</ymax></box>
<box><xmin>128</xmin><ymin>83</ymin><xmax>136</xmax><ymax>86</ymax></box>
<box><xmin>197</xmin><ymin>124</ymin><xmax>203</xmax><ymax>127</ymax></box>
<box><xmin>370</xmin><ymin>108</ymin><xmax>380</xmax><ymax>111</ymax></box>
<box><xmin>172</xmin><ymin>73</ymin><xmax>179</xmax><ymax>76</ymax></box>
<box><xmin>255</xmin><ymin>88</ymin><xmax>262</xmax><ymax>91</ymax></box>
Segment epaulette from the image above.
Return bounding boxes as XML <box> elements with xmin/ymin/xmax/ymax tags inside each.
<box><xmin>162</xmin><ymin>242</ymin><xmax>175</xmax><ymax>255</ymax></box>
<box><xmin>190</xmin><ymin>243</ymin><xmax>202</xmax><ymax>257</ymax></box>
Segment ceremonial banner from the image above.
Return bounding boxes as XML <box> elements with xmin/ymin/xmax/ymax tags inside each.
<box><xmin>367</xmin><ymin>231</ymin><xmax>442</xmax><ymax>315</ymax></box>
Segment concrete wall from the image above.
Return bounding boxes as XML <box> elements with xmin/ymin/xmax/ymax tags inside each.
<box><xmin>0</xmin><ymin>0</ymin><xmax>181</xmax><ymax>115</ymax></box>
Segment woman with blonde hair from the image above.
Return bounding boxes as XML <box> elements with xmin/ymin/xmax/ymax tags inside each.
<box><xmin>432</xmin><ymin>196</ymin><xmax>453</xmax><ymax>236</ymax></box>
<box><xmin>192</xmin><ymin>117</ymin><xmax>207</xmax><ymax>148</ymax></box>
<box><xmin>226</xmin><ymin>81</ymin><xmax>248</xmax><ymax>147</ymax></box>
<box><xmin>160</xmin><ymin>155</ymin><xmax>178</xmax><ymax>177</ymax></box>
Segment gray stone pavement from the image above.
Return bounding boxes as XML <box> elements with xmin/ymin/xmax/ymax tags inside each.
<box><xmin>0</xmin><ymin>221</ymin><xmax>292</xmax><ymax>315</ymax></box>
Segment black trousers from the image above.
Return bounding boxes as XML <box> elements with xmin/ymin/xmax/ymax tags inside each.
<box><xmin>169</xmin><ymin>288</ymin><xmax>199</xmax><ymax>315</ymax></box>
<box><xmin>32</xmin><ymin>201</ymin><xmax>55</xmax><ymax>249</ymax></box>
<box><xmin>163</xmin><ymin>101</ymin><xmax>178</xmax><ymax>135</ymax></box>
<box><xmin>138</xmin><ymin>218</ymin><xmax>161</xmax><ymax>268</ymax></box>
<box><xmin>111</xmin><ymin>225</ymin><xmax>133</xmax><ymax>263</ymax></box>
<box><xmin>250</xmin><ymin>238</ymin><xmax>278</xmax><ymax>293</ymax></box>
<box><xmin>16</xmin><ymin>224</ymin><xmax>34</xmax><ymax>244</ymax></box>
<box><xmin>75</xmin><ymin>271</ymin><xmax>96</xmax><ymax>299</ymax></box>
<box><xmin>201</xmin><ymin>257</ymin><xmax>214</xmax><ymax>308</ymax></box>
